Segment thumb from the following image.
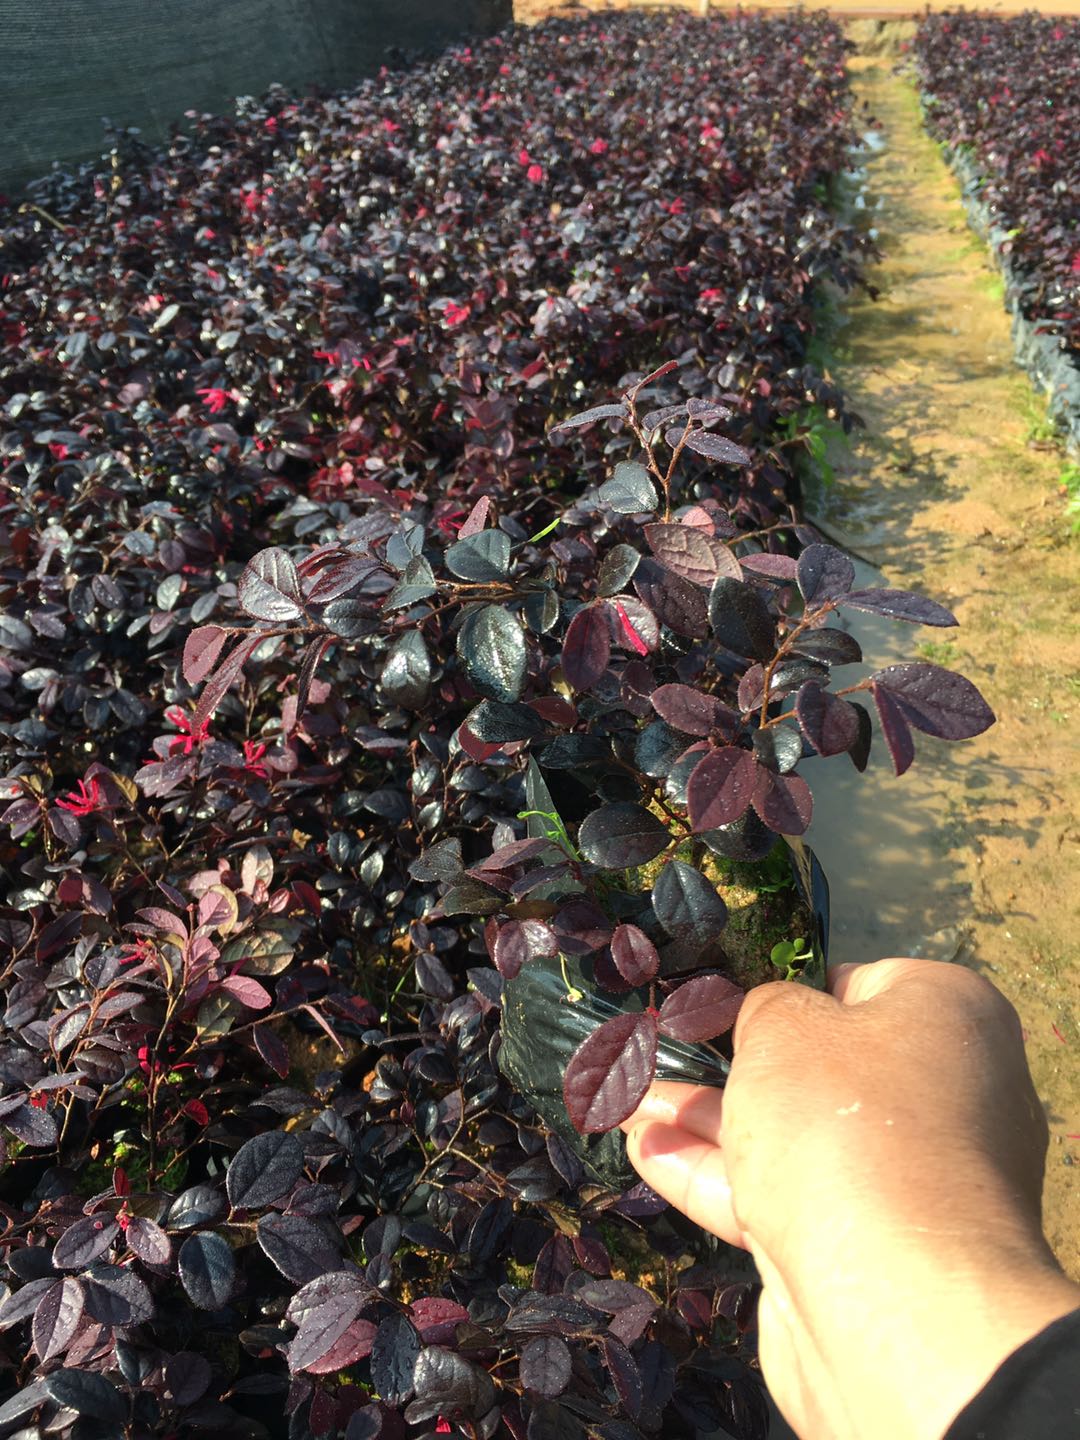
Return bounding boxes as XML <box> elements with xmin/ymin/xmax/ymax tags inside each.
<box><xmin>624</xmin><ymin>1120</ymin><xmax>746</xmax><ymax>1250</ymax></box>
<box><xmin>828</xmin><ymin>957</ymin><xmax>940</xmax><ymax>1006</ymax></box>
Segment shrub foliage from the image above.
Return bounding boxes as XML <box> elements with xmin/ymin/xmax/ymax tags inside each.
<box><xmin>0</xmin><ymin>13</ymin><xmax>991</xmax><ymax>1439</ymax></box>
<box><xmin>915</xmin><ymin>13</ymin><xmax>1080</xmax><ymax>366</ymax></box>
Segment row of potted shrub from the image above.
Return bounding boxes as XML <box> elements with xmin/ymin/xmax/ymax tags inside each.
<box><xmin>914</xmin><ymin>12</ymin><xmax>1080</xmax><ymax>446</ymax></box>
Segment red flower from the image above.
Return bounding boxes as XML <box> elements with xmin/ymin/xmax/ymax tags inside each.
<box><xmin>442</xmin><ymin>302</ymin><xmax>472</xmax><ymax>329</ymax></box>
<box><xmin>183</xmin><ymin>1099</ymin><xmax>210</xmax><ymax>1126</ymax></box>
<box><xmin>28</xmin><ymin>1092</ymin><xmax>49</xmax><ymax>1110</ymax></box>
<box><xmin>138</xmin><ymin>1043</ymin><xmax>193</xmax><ymax>1078</ymax></box>
<box><xmin>589</xmin><ymin>138</ymin><xmax>608</xmax><ymax>155</ymax></box>
<box><xmin>518</xmin><ymin>148</ymin><xmax>531</xmax><ymax>165</ymax></box>
<box><xmin>195</xmin><ymin>386</ymin><xmax>230</xmax><ymax>414</ymax></box>
<box><xmin>527</xmin><ymin>164</ymin><xmax>544</xmax><ymax>184</ymax></box>
<box><xmin>382</xmin><ymin>118</ymin><xmax>401</xmax><ymax>134</ymax></box>
<box><xmin>56</xmin><ymin>777</ymin><xmax>103</xmax><ymax>816</ymax></box>
<box><xmin>435</xmin><ymin>1423</ymin><xmax>452</xmax><ymax>1436</ymax></box>
<box><xmin>48</xmin><ymin>441</ymin><xmax>69</xmax><ymax>460</ymax></box>
<box><xmin>436</xmin><ymin>508</ymin><xmax>468</xmax><ymax>536</ymax></box>
<box><xmin>165</xmin><ymin>707</ymin><xmax>212</xmax><ymax>755</ymax></box>
<box><xmin>264</xmin><ymin>116</ymin><xmax>278</xmax><ymax>132</ymax></box>
<box><xmin>243</xmin><ymin>740</ymin><xmax>269</xmax><ymax>779</ymax></box>
<box><xmin>119</xmin><ymin>938</ymin><xmax>156</xmax><ymax>969</ymax></box>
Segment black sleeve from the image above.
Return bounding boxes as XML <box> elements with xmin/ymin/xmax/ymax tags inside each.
<box><xmin>943</xmin><ymin>1307</ymin><xmax>1080</xmax><ymax>1440</ymax></box>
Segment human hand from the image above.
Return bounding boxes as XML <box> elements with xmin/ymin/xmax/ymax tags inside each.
<box><xmin>621</xmin><ymin>959</ymin><xmax>1080</xmax><ymax>1440</ymax></box>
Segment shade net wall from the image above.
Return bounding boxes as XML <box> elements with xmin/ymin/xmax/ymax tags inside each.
<box><xmin>0</xmin><ymin>0</ymin><xmax>511</xmax><ymax>193</ymax></box>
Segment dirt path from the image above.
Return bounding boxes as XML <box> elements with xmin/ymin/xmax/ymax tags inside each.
<box><xmin>813</xmin><ymin>56</ymin><xmax>1080</xmax><ymax>1278</ymax></box>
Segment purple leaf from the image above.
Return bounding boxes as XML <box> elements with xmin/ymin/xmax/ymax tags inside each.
<box><xmin>520</xmin><ymin>1335</ymin><xmax>573</xmax><ymax>1398</ymax></box>
<box><xmin>632</xmin><ymin>558</ymin><xmax>709</xmax><ymax>639</ymax></box>
<box><xmin>0</xmin><ymin>1279</ymin><xmax>55</xmax><ymax>1330</ymax></box>
<box><xmin>563</xmin><ymin>1011</ymin><xmax>658</xmax><ymax>1135</ymax></box>
<box><xmin>658</xmin><ymin>974</ymin><xmax>743</xmax><ymax>1042</ymax></box>
<box><xmin>552</xmin><ymin>900</ymin><xmax>612</xmax><ymax>955</ymax></box>
<box><xmin>177</xmin><ymin>1232</ymin><xmax>238</xmax><ymax>1310</ymax></box>
<box><xmin>237</xmin><ymin>547</ymin><xmax>304</xmax><ymax>622</ymax></box>
<box><xmin>257</xmin><ymin>1213</ymin><xmax>342</xmax><ymax>1284</ymax></box>
<box><xmin>371</xmin><ymin>1313</ymin><xmax>420</xmax><ymax>1406</ymax></box>
<box><xmin>1</xmin><ymin>1102</ymin><xmax>58</xmax><ymax>1148</ymax></box>
<box><xmin>32</xmin><ymin>1278</ymin><xmax>84</xmax><ymax>1361</ymax></box>
<box><xmin>871</xmin><ymin>685</ymin><xmax>916</xmax><ymax>776</ymax></box>
<box><xmin>796</xmin><ymin>543</ymin><xmax>854</xmax><ymax>605</ymax></box>
<box><xmin>219</xmin><ymin>975</ymin><xmax>273</xmax><ymax>1010</ymax></box>
<box><xmin>607</xmin><ymin>596</ymin><xmax>659</xmax><ymax>655</ymax></box>
<box><xmin>598</xmin><ymin>461</ymin><xmax>658</xmax><ymax>514</ymax></box>
<box><xmin>81</xmin><ymin>1264</ymin><xmax>153</xmax><ymax>1326</ymax></box>
<box><xmin>493</xmin><ymin>920</ymin><xmax>558</xmax><ymax>980</ymax></box>
<box><xmin>164</xmin><ymin>1353</ymin><xmax>212</xmax><ymax>1407</ymax></box>
<box><xmin>124</xmin><ymin>1217</ymin><xmax>171</xmax><ymax>1267</ymax></box>
<box><xmin>226</xmin><ymin>1130</ymin><xmax>304</xmax><ymax>1210</ymax></box>
<box><xmin>301</xmin><ymin>1319</ymin><xmax>379</xmax><ymax>1375</ymax></box>
<box><xmin>597</xmin><ymin>542</ymin><xmax>641</xmax><ymax>596</ymax></box>
<box><xmin>192</xmin><ymin>634</ymin><xmax>262</xmax><ymax>732</ymax></box>
<box><xmin>652</xmin><ymin>860</ymin><xmax>728</xmax><ymax>943</ymax></box>
<box><xmin>53</xmin><ymin>1217</ymin><xmax>119</xmax><ymax>1271</ymax></box>
<box><xmin>410</xmin><ymin>1297</ymin><xmax>471</xmax><ymax>1345</ymax></box>
<box><xmin>651</xmin><ymin>683</ymin><xmax>737</xmax><ymax>737</ymax></box>
<box><xmin>577</xmin><ymin>803</ymin><xmax>670</xmax><ymax>870</ymax></box>
<box><xmin>676</xmin><ymin>428</ymin><xmax>751</xmax><ymax>466</ymax></box>
<box><xmin>295</xmin><ymin>635</ymin><xmax>332</xmax><ymax>721</ymax></box>
<box><xmin>847</xmin><ymin>701</ymin><xmax>873</xmax><ymax>772</ymax></box>
<box><xmin>407</xmin><ymin>1346</ymin><xmax>496</xmax><ymax>1422</ymax></box>
<box><xmin>562</xmin><ymin>604</ymin><xmax>611</xmax><ymax>691</ymax></box>
<box><xmin>506</xmin><ymin>1292</ymin><xmax>599</xmax><ymax>1336</ymax></box>
<box><xmin>708</xmin><ymin>576</ymin><xmax>776</xmax><ymax>659</ymax></box>
<box><xmin>751</xmin><ymin>766</ymin><xmax>813</xmax><ymax>835</ymax></box>
<box><xmin>686</xmin><ymin>747</ymin><xmax>756</xmax><ymax>830</ymax></box>
<box><xmin>445</xmin><ymin>530</ymin><xmax>511</xmax><ymax>582</ymax></box>
<box><xmin>602</xmin><ymin>1335</ymin><xmax>643</xmax><ymax>1419</ymax></box>
<box><xmin>841</xmin><ymin>588</ymin><xmax>957</xmax><ymax>627</ymax></box>
<box><xmin>254</xmin><ymin>1025</ymin><xmax>290</xmax><ymax>1078</ymax></box>
<box><xmin>42</xmin><ymin>1369</ymin><xmax>124</xmax><ymax>1424</ymax></box>
<box><xmin>644</xmin><ymin>523</ymin><xmax>729</xmax><ymax>586</ymax></box>
<box><xmin>871</xmin><ymin>663</ymin><xmax>995</xmax><ymax>740</ymax></box>
<box><xmin>795</xmin><ymin>681</ymin><xmax>862</xmax><ymax>756</ymax></box>
<box><xmin>789</xmin><ymin>626</ymin><xmax>863</xmax><ymax>666</ymax></box>
<box><xmin>182</xmin><ymin>625</ymin><xmax>228</xmax><ymax>686</ymax></box>
<box><xmin>739</xmin><ymin>552</ymin><xmax>798</xmax><ymax>582</ymax></box>
<box><xmin>549</xmin><ymin>402</ymin><xmax>628</xmax><ymax>434</ymax></box>
<box><xmin>610</xmin><ymin>924</ymin><xmax>660</xmax><ymax>986</ymax></box>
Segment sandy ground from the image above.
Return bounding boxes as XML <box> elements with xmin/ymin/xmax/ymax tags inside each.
<box><xmin>812</xmin><ymin>58</ymin><xmax>1080</xmax><ymax>1279</ymax></box>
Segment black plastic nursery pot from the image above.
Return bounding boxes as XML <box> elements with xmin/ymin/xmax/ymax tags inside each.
<box><xmin>499</xmin><ymin>837</ymin><xmax>830</xmax><ymax>1192</ymax></box>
